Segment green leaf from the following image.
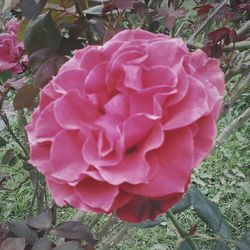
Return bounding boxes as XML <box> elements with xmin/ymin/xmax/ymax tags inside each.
<box><xmin>0</xmin><ymin>136</ymin><xmax>7</xmax><ymax>147</ymax></box>
<box><xmin>1</xmin><ymin>149</ymin><xmax>15</xmax><ymax>166</ymax></box>
<box><xmin>171</xmin><ymin>195</ymin><xmax>191</xmax><ymax>214</ymax></box>
<box><xmin>13</xmin><ymin>84</ymin><xmax>39</xmax><ymax>110</ymax></box>
<box><xmin>187</xmin><ymin>186</ymin><xmax>232</xmax><ymax>238</ymax></box>
<box><xmin>235</xmin><ymin>230</ymin><xmax>250</xmax><ymax>250</ymax></box>
<box><xmin>7</xmin><ymin>222</ymin><xmax>38</xmax><ymax>245</ymax></box>
<box><xmin>178</xmin><ymin>239</ymin><xmax>193</xmax><ymax>250</ymax></box>
<box><xmin>0</xmin><ymin>71</ymin><xmax>11</xmax><ymax>84</ymax></box>
<box><xmin>130</xmin><ymin>217</ymin><xmax>166</xmax><ymax>228</ymax></box>
<box><xmin>187</xmin><ymin>186</ymin><xmax>232</xmax><ymax>239</ymax></box>
<box><xmin>53</xmin><ymin>241</ymin><xmax>83</xmax><ymax>250</ymax></box>
<box><xmin>32</xmin><ymin>237</ymin><xmax>51</xmax><ymax>250</ymax></box>
<box><xmin>50</xmin><ymin>221</ymin><xmax>96</xmax><ymax>244</ymax></box>
<box><xmin>83</xmin><ymin>5</ymin><xmax>105</xmax><ymax>15</ymax></box>
<box><xmin>150</xmin><ymin>244</ymin><xmax>166</xmax><ymax>250</ymax></box>
<box><xmin>0</xmin><ymin>238</ymin><xmax>25</xmax><ymax>250</ymax></box>
<box><xmin>27</xmin><ymin>210</ymin><xmax>52</xmax><ymax>230</ymax></box>
<box><xmin>48</xmin><ymin>0</ymin><xmax>74</xmax><ymax>8</ymax></box>
<box><xmin>20</xmin><ymin>0</ymin><xmax>47</xmax><ymax>20</ymax></box>
<box><xmin>215</xmin><ymin>240</ymin><xmax>230</xmax><ymax>250</ymax></box>
<box><xmin>24</xmin><ymin>12</ymin><xmax>61</xmax><ymax>56</ymax></box>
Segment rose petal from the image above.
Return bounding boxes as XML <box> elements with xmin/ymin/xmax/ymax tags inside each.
<box><xmin>98</xmin><ymin>123</ymin><xmax>164</xmax><ymax>185</ymax></box>
<box><xmin>191</xmin><ymin>115</ymin><xmax>216</xmax><ymax>165</ymax></box>
<box><xmin>53</xmin><ymin>69</ymin><xmax>87</xmax><ymax>94</ymax></box>
<box><xmin>54</xmin><ymin>90</ymin><xmax>100</xmax><ymax>131</ymax></box>
<box><xmin>164</xmin><ymin>75</ymin><xmax>209</xmax><ymax>130</ymax></box>
<box><xmin>46</xmin><ymin>178</ymin><xmax>105</xmax><ymax>213</ymax></box>
<box><xmin>122</xmin><ymin>127</ymin><xmax>194</xmax><ymax>197</ymax></box>
<box><xmin>34</xmin><ymin>102</ymin><xmax>62</xmax><ymax>142</ymax></box>
<box><xmin>50</xmin><ymin>130</ymin><xmax>87</xmax><ymax>184</ymax></box>
<box><xmin>73</xmin><ymin>178</ymin><xmax>119</xmax><ymax>211</ymax></box>
<box><xmin>116</xmin><ymin>193</ymin><xmax>183</xmax><ymax>223</ymax></box>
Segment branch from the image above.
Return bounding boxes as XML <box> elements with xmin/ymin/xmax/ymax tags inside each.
<box><xmin>98</xmin><ymin>223</ymin><xmax>129</xmax><ymax>250</ymax></box>
<box><xmin>1</xmin><ymin>176</ymin><xmax>29</xmax><ymax>191</ymax></box>
<box><xmin>229</xmin><ymin>73</ymin><xmax>250</xmax><ymax>105</ymax></box>
<box><xmin>225</xmin><ymin>64</ymin><xmax>250</xmax><ymax>82</ymax></box>
<box><xmin>237</xmin><ymin>20</ymin><xmax>250</xmax><ymax>36</ymax></box>
<box><xmin>0</xmin><ymin>113</ymin><xmax>29</xmax><ymax>158</ymax></box>
<box><xmin>215</xmin><ymin>107</ymin><xmax>250</xmax><ymax>148</ymax></box>
<box><xmin>73</xmin><ymin>0</ymin><xmax>94</xmax><ymax>44</ymax></box>
<box><xmin>166</xmin><ymin>211</ymin><xmax>198</xmax><ymax>250</ymax></box>
<box><xmin>187</xmin><ymin>0</ymin><xmax>230</xmax><ymax>46</ymax></box>
<box><xmin>188</xmin><ymin>40</ymin><xmax>250</xmax><ymax>52</ymax></box>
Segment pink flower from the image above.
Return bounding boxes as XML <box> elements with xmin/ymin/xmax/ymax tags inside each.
<box><xmin>5</xmin><ymin>18</ymin><xmax>20</xmax><ymax>34</ymax></box>
<box><xmin>0</xmin><ymin>18</ymin><xmax>25</xmax><ymax>73</ymax></box>
<box><xmin>26</xmin><ymin>29</ymin><xmax>224</xmax><ymax>223</ymax></box>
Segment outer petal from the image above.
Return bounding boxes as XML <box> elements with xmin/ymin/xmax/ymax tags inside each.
<box><xmin>116</xmin><ymin>193</ymin><xmax>183</xmax><ymax>223</ymax></box>
<box><xmin>46</xmin><ymin>178</ymin><xmax>105</xmax><ymax>213</ymax></box>
<box><xmin>50</xmin><ymin>130</ymin><xmax>88</xmax><ymax>184</ymax></box>
<box><xmin>73</xmin><ymin>178</ymin><xmax>119</xmax><ymax>211</ymax></box>
<box><xmin>164</xmin><ymin>76</ymin><xmax>209</xmax><ymax>130</ymax></box>
<box><xmin>191</xmin><ymin>115</ymin><xmax>216</xmax><ymax>165</ymax></box>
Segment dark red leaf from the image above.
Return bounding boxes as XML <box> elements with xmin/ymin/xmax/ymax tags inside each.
<box><xmin>208</xmin><ymin>27</ymin><xmax>231</xmax><ymax>44</ymax></box>
<box><xmin>134</xmin><ymin>2</ymin><xmax>148</xmax><ymax>19</ymax></box>
<box><xmin>237</xmin><ymin>3</ymin><xmax>250</xmax><ymax>11</ymax></box>
<box><xmin>113</xmin><ymin>0</ymin><xmax>136</xmax><ymax>9</ymax></box>
<box><xmin>7</xmin><ymin>222</ymin><xmax>38</xmax><ymax>245</ymax></box>
<box><xmin>0</xmin><ymin>224</ymin><xmax>9</xmax><ymax>247</ymax></box>
<box><xmin>0</xmin><ymin>238</ymin><xmax>25</xmax><ymax>250</ymax></box>
<box><xmin>32</xmin><ymin>237</ymin><xmax>51</xmax><ymax>250</ymax></box>
<box><xmin>189</xmin><ymin>224</ymin><xmax>198</xmax><ymax>236</ymax></box>
<box><xmin>26</xmin><ymin>210</ymin><xmax>52</xmax><ymax>230</ymax></box>
<box><xmin>13</xmin><ymin>84</ymin><xmax>39</xmax><ymax>110</ymax></box>
<box><xmin>193</xmin><ymin>4</ymin><xmax>214</xmax><ymax>16</ymax></box>
<box><xmin>53</xmin><ymin>241</ymin><xmax>83</xmax><ymax>250</ymax></box>
<box><xmin>202</xmin><ymin>43</ymin><xmax>223</xmax><ymax>59</ymax></box>
<box><xmin>29</xmin><ymin>48</ymin><xmax>57</xmax><ymax>72</ymax></box>
<box><xmin>4</xmin><ymin>77</ymin><xmax>28</xmax><ymax>90</ymax></box>
<box><xmin>34</xmin><ymin>55</ymin><xmax>68</xmax><ymax>88</ymax></box>
<box><xmin>50</xmin><ymin>221</ymin><xmax>96</xmax><ymax>244</ymax></box>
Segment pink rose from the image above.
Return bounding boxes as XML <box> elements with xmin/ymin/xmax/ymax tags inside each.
<box><xmin>26</xmin><ymin>29</ymin><xmax>224</xmax><ymax>223</ymax></box>
<box><xmin>5</xmin><ymin>18</ymin><xmax>20</xmax><ymax>34</ymax></box>
<box><xmin>0</xmin><ymin>18</ymin><xmax>25</xmax><ymax>73</ymax></box>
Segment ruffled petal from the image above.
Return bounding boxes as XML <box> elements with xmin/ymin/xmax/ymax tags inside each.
<box><xmin>73</xmin><ymin>178</ymin><xmax>119</xmax><ymax>211</ymax></box>
<box><xmin>122</xmin><ymin>127</ymin><xmax>194</xmax><ymax>197</ymax></box>
<box><xmin>50</xmin><ymin>130</ymin><xmax>87</xmax><ymax>184</ymax></box>
<box><xmin>164</xmin><ymin>76</ymin><xmax>209</xmax><ymax>130</ymax></box>
<box><xmin>54</xmin><ymin>90</ymin><xmax>100</xmax><ymax>131</ymax></box>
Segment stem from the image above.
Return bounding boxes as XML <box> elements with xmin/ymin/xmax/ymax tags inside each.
<box><xmin>187</xmin><ymin>0</ymin><xmax>230</xmax><ymax>45</ymax></box>
<box><xmin>166</xmin><ymin>211</ymin><xmax>198</xmax><ymax>250</ymax></box>
<box><xmin>0</xmin><ymin>113</ymin><xmax>28</xmax><ymax>158</ymax></box>
<box><xmin>237</xmin><ymin>20</ymin><xmax>250</xmax><ymax>36</ymax></box>
<box><xmin>215</xmin><ymin>107</ymin><xmax>250</xmax><ymax>148</ymax></box>
<box><xmin>188</xmin><ymin>40</ymin><xmax>250</xmax><ymax>52</ymax></box>
<box><xmin>73</xmin><ymin>0</ymin><xmax>94</xmax><ymax>44</ymax></box>
<box><xmin>98</xmin><ymin>223</ymin><xmax>129</xmax><ymax>250</ymax></box>
<box><xmin>29</xmin><ymin>171</ymin><xmax>39</xmax><ymax>215</ymax></box>
<box><xmin>88</xmin><ymin>214</ymin><xmax>102</xmax><ymax>229</ymax></box>
<box><xmin>96</xmin><ymin>214</ymin><xmax>117</xmax><ymax>240</ymax></box>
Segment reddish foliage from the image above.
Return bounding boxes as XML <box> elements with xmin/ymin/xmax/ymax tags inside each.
<box><xmin>189</xmin><ymin>224</ymin><xmax>198</xmax><ymax>236</ymax></box>
<box><xmin>202</xmin><ymin>27</ymin><xmax>246</xmax><ymax>58</ymax></box>
<box><xmin>194</xmin><ymin>4</ymin><xmax>214</xmax><ymax>16</ymax></box>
